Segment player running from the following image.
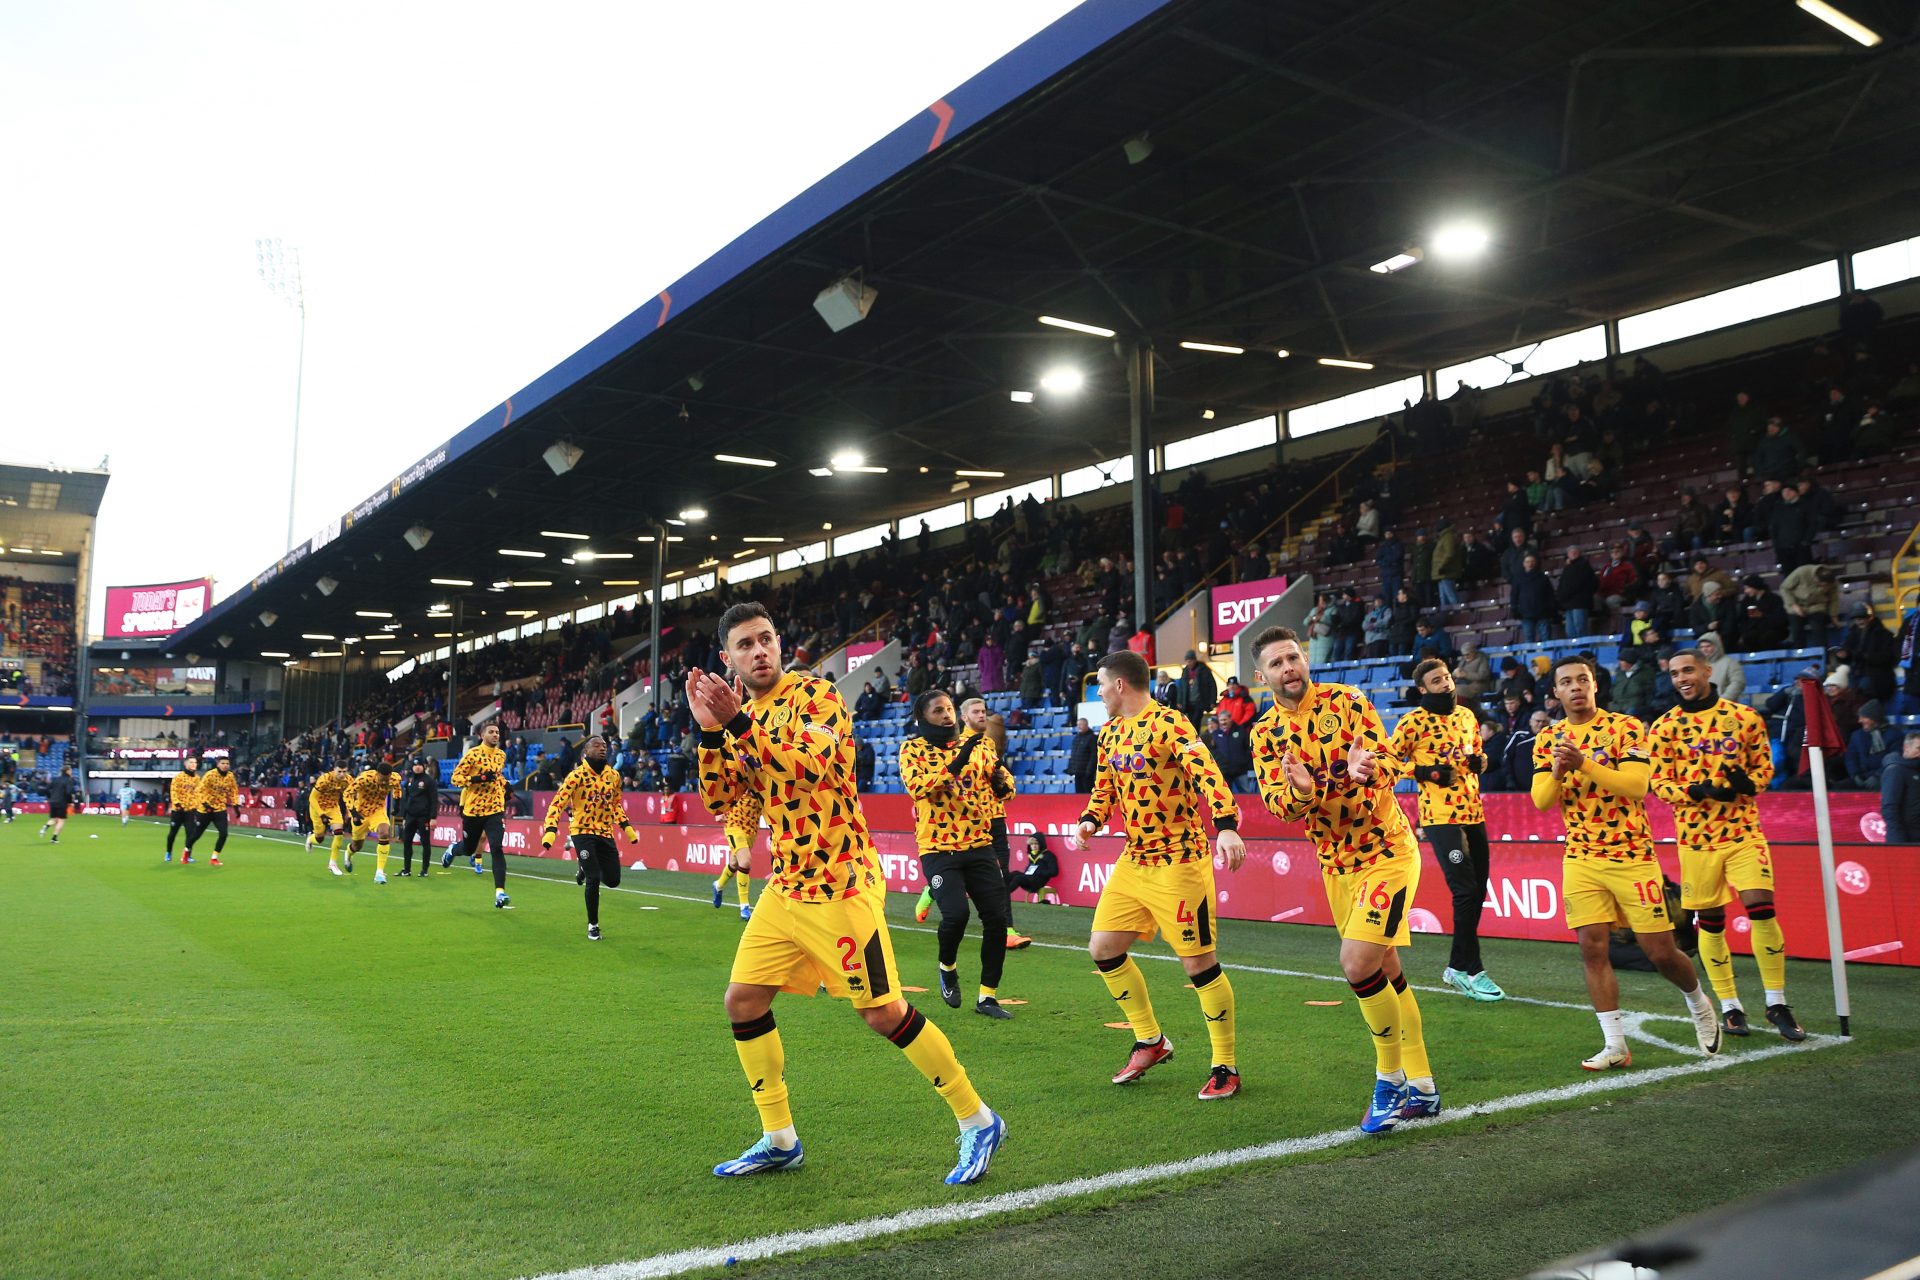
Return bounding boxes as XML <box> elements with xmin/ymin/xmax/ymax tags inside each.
<box><xmin>309</xmin><ymin>765</ymin><xmax>353</xmax><ymax>875</ymax></box>
<box><xmin>397</xmin><ymin>756</ymin><xmax>439</xmax><ymax>876</ymax></box>
<box><xmin>346</xmin><ymin>757</ymin><xmax>401</xmax><ymax>884</ymax></box>
<box><xmin>960</xmin><ymin>697</ymin><xmax>1033</xmax><ymax>951</ymax></box>
<box><xmin>1249</xmin><ymin>627</ymin><xmax>1439</xmax><ymax>1133</ymax></box>
<box><xmin>1649</xmin><ymin>649</ymin><xmax>1805</xmax><ymax>1041</ymax></box>
<box><xmin>542</xmin><ymin>734</ymin><xmax>640</xmax><ymax>941</ymax></box>
<box><xmin>1531</xmin><ymin>655</ymin><xmax>1723</xmax><ymax>1069</ymax></box>
<box><xmin>1066</xmin><ymin>650</ymin><xmax>1246</xmax><ymax>1101</ymax></box>
<box><xmin>39</xmin><ymin>765</ymin><xmax>76</xmax><ymax>844</ymax></box>
<box><xmin>691</xmin><ymin>602</ymin><xmax>1005</xmax><ymax>1186</ymax></box>
<box><xmin>900</xmin><ymin>690</ymin><xmax>1017</xmax><ymax>1020</ymax></box>
<box><xmin>165</xmin><ymin>756</ymin><xmax>201</xmax><ymax>862</ymax></box>
<box><xmin>1383</xmin><ymin>658</ymin><xmax>1504</xmax><ymax>1001</ymax></box>
<box><xmin>448</xmin><ymin>723</ymin><xmax>512</xmax><ymax>909</ymax></box>
<box><xmin>184</xmin><ymin>757</ymin><xmax>239</xmax><ymax>867</ymax></box>
<box><xmin>118</xmin><ymin>782</ymin><xmax>136</xmax><ymax>826</ymax></box>
<box><xmin>713</xmin><ymin>792</ymin><xmax>758</xmax><ymax>920</ymax></box>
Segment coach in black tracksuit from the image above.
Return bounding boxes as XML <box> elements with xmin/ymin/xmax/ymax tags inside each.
<box><xmin>398</xmin><ymin>757</ymin><xmax>439</xmax><ymax>876</ymax></box>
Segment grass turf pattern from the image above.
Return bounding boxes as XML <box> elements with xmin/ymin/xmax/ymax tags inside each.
<box><xmin>4</xmin><ymin>818</ymin><xmax>1913</xmax><ymax>1279</ymax></box>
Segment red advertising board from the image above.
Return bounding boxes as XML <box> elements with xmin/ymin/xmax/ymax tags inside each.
<box><xmin>103</xmin><ymin>579</ymin><xmax>213</xmax><ymax>639</ymax></box>
<box><xmin>1209</xmin><ymin>575</ymin><xmax>1289</xmax><ymax>643</ymax></box>
<box><xmin>844</xmin><ymin>641</ymin><xmax>885</xmax><ymax>674</ymax></box>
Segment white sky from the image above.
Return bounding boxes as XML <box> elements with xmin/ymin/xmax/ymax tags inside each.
<box><xmin>1</xmin><ymin>1</ymin><xmax>1085</xmax><ymax>630</ymax></box>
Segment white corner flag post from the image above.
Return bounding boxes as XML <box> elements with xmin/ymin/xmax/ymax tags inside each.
<box><xmin>1800</xmin><ymin>677</ymin><xmax>1852</xmax><ymax>1037</ymax></box>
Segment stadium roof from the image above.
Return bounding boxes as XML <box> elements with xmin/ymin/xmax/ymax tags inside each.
<box><xmin>0</xmin><ymin>460</ymin><xmax>109</xmax><ymax>570</ymax></box>
<box><xmin>158</xmin><ymin>0</ymin><xmax>1920</xmax><ymax>662</ymax></box>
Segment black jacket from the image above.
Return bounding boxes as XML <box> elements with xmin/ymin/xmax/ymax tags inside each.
<box><xmin>1067</xmin><ymin>729</ymin><xmax>1099</xmax><ymax>778</ymax></box>
<box><xmin>1511</xmin><ymin>569</ymin><xmax>1557</xmax><ymax>622</ymax></box>
<box><xmin>1556</xmin><ymin>557</ymin><xmax>1598</xmax><ymax>609</ymax></box>
<box><xmin>400</xmin><ymin>769</ymin><xmax>439</xmax><ymax>819</ymax></box>
<box><xmin>48</xmin><ymin>776</ymin><xmax>75</xmax><ymax>808</ymax></box>
<box><xmin>1206</xmin><ymin>725</ymin><xmax>1253</xmax><ymax>779</ymax></box>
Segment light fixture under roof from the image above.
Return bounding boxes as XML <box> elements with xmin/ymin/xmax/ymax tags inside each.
<box><xmin>714</xmin><ymin>453</ymin><xmax>777</xmax><ymax>467</ymax></box>
<box><xmin>1038</xmin><ymin>315</ymin><xmax>1117</xmax><ymax>338</ymax></box>
<box><xmin>1430</xmin><ymin>222</ymin><xmax>1490</xmax><ymax>259</ymax></box>
<box><xmin>540</xmin><ymin>530</ymin><xmax>589</xmax><ymax>540</ymax></box>
<box><xmin>508</xmin><ymin>580</ymin><xmax>553</xmax><ymax>588</ymax></box>
<box><xmin>1368</xmin><ymin>250</ymin><xmax>1422</xmax><ymax>274</ymax></box>
<box><xmin>1178</xmin><ymin>340</ymin><xmax>1245</xmax><ymax>355</ymax></box>
<box><xmin>1009</xmin><ymin>390</ymin><xmax>1034</xmax><ymax>403</ymax></box>
<box><xmin>955</xmin><ymin>469</ymin><xmax>1005</xmax><ymax>478</ymax></box>
<box><xmin>828</xmin><ymin>450</ymin><xmax>864</xmax><ymax>470</ymax></box>
<box><xmin>498</xmin><ymin>548</ymin><xmax>545</xmax><ymax>558</ymax></box>
<box><xmin>260</xmin><ymin>650</ymin><xmax>290</xmax><ymax>658</ymax></box>
<box><xmin>430</xmin><ymin>578</ymin><xmax>473</xmax><ymax>587</ymax></box>
<box><xmin>1201</xmin><ymin>409</ymin><xmax>1216</xmax><ymax>420</ymax></box>
<box><xmin>1797</xmin><ymin>0</ymin><xmax>1881</xmax><ymax>45</ymax></box>
<box><xmin>1275</xmin><ymin>349</ymin><xmax>1292</xmax><ymax>359</ymax></box>
<box><xmin>580</xmin><ymin>551</ymin><xmax>632</xmax><ymax>560</ymax></box>
<box><xmin>354</xmin><ymin>610</ymin><xmax>392</xmax><ymax>618</ymax></box>
<box><xmin>602</xmin><ymin>579</ymin><xmax>640</xmax><ymax>586</ymax></box>
<box><xmin>300</xmin><ymin>633</ymin><xmax>335</xmax><ymax>641</ymax></box>
<box><xmin>741</xmin><ymin>536</ymin><xmax>784</xmax><ymax>543</ymax></box>
<box><xmin>837</xmin><ymin>465</ymin><xmax>888</xmax><ymax>474</ymax></box>
<box><xmin>1039</xmin><ymin>367</ymin><xmax>1084</xmax><ymax>394</ymax></box>
<box><xmin>809</xmin><ymin>467</ymin><xmax>834</xmax><ymax>477</ymax></box>
<box><xmin>1318</xmin><ymin>357</ymin><xmax>1376</xmax><ymax>370</ymax></box>
<box><xmin>678</xmin><ymin>508</ymin><xmax>707</xmax><ymax>521</ymax></box>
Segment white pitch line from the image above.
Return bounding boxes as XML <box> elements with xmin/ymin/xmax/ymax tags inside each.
<box><xmin>521</xmin><ymin>1031</ymin><xmax>1843</xmax><ymax>1280</ymax></box>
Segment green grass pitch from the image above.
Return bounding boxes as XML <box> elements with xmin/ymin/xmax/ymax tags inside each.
<box><xmin>6</xmin><ymin>815</ymin><xmax>1919</xmax><ymax>1280</ymax></box>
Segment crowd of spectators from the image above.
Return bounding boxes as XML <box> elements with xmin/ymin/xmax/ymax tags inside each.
<box><xmin>1</xmin><ymin>578</ymin><xmax>77</xmax><ymax>696</ymax></box>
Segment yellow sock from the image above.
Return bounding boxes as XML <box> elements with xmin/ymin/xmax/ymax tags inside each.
<box><xmin>1350</xmin><ymin>969</ymin><xmax>1401</xmax><ymax>1075</ymax></box>
<box><xmin>1097</xmin><ymin>955</ymin><xmax>1161</xmax><ymax>1042</ymax></box>
<box><xmin>1392</xmin><ymin>973</ymin><xmax>1430</xmax><ymax>1081</ymax></box>
<box><xmin>979</xmin><ymin>985</ymin><xmax>996</xmax><ymax>1002</ymax></box>
<box><xmin>1748</xmin><ymin>909</ymin><xmax>1787</xmax><ymax>996</ymax></box>
<box><xmin>328</xmin><ymin>834</ymin><xmax>344</xmax><ymax>864</ymax></box>
<box><xmin>1697</xmin><ymin>919</ymin><xmax>1740</xmax><ymax>1003</ymax></box>
<box><xmin>731</xmin><ymin>1013</ymin><xmax>792</xmax><ymax>1133</ymax></box>
<box><xmin>1193</xmin><ymin>965</ymin><xmax>1236</xmax><ymax>1069</ymax></box>
<box><xmin>375</xmin><ymin>842</ymin><xmax>389</xmax><ymax>874</ymax></box>
<box><xmin>736</xmin><ymin>870</ymin><xmax>751</xmax><ymax>906</ymax></box>
<box><xmin>888</xmin><ymin>1006</ymin><xmax>982</xmax><ymax>1120</ymax></box>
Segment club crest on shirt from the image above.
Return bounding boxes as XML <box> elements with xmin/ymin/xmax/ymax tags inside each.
<box><xmin>1316</xmin><ymin>711</ymin><xmax>1342</xmax><ymax>739</ymax></box>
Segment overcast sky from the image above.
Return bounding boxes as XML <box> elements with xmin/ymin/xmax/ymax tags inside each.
<box><xmin>1</xmin><ymin>0</ymin><xmax>1085</xmax><ymax>631</ymax></box>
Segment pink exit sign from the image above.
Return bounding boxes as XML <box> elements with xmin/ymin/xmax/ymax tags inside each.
<box><xmin>1210</xmin><ymin>575</ymin><xmax>1288</xmax><ymax>643</ymax></box>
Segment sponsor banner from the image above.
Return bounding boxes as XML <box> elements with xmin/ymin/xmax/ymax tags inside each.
<box><xmin>1209</xmin><ymin>575</ymin><xmax>1289</xmax><ymax>643</ymax></box>
<box><xmin>103</xmin><ymin>579</ymin><xmax>212</xmax><ymax>639</ymax></box>
<box><xmin>844</xmin><ymin>641</ymin><xmax>885</xmax><ymax>673</ymax></box>
<box><xmin>107</xmin><ymin>746</ymin><xmax>229</xmax><ymax>761</ymax></box>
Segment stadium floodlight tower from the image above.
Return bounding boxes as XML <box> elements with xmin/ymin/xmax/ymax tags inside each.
<box><xmin>256</xmin><ymin>238</ymin><xmax>307</xmax><ymax>553</ymax></box>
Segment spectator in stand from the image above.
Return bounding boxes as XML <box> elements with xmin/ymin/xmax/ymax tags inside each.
<box><xmin>1354</xmin><ymin>498</ymin><xmax>1382</xmax><ymax>544</ymax></box>
<box><xmin>1888</xmin><ymin>361</ymin><xmax>1920</xmax><ymax>411</ymax></box>
<box><xmin>1178</xmin><ymin>650</ymin><xmax>1217</xmax><ymax>732</ymax></box>
<box><xmin>1780</xmin><ymin>563</ymin><xmax>1839</xmax><ymax>649</ymax></box>
<box><xmin>1853</xmin><ymin>400</ymin><xmax>1896</xmax><ymax>458</ymax></box>
<box><xmin>1410</xmin><ymin>528</ymin><xmax>1435</xmax><ymax>608</ymax></box>
<box><xmin>1060</xmin><ymin>640</ymin><xmax>1091</xmax><ymax>705</ymax></box>
<box><xmin>1817</xmin><ymin>385</ymin><xmax>1860</xmax><ymax>463</ymax></box>
<box><xmin>1019</xmin><ymin>652</ymin><xmax>1045</xmax><ymax>707</ymax></box>
<box><xmin>1826</xmin><ymin>668</ymin><xmax>1862</xmax><ymax>740</ymax></box>
<box><xmin>1106</xmin><ymin>614</ymin><xmax>1132</xmax><ymax>656</ymax></box>
<box><xmin>1614</xmin><ymin>649</ymin><xmax>1656</xmax><ymax>722</ymax></box>
<box><xmin>1375</xmin><ymin>529</ymin><xmax>1404</xmax><ymax>602</ymax></box>
<box><xmin>1541</xmin><ymin>441</ymin><xmax>1574</xmax><ymax>510</ymax></box>
<box><xmin>1217</xmin><ymin>676</ymin><xmax>1257</xmax><ymax>727</ymax></box>
<box><xmin>1510</xmin><ymin>552</ymin><xmax>1556</xmax><ymax>644</ymax></box>
<box><xmin>1799</xmin><ymin>473</ymin><xmax>1843</xmax><ymax>533</ymax></box>
<box><xmin>1727</xmin><ymin>390</ymin><xmax>1767</xmax><ymax>474</ymax></box>
<box><xmin>1461</xmin><ymin>528</ymin><xmax>1498</xmax><ymax>586</ymax></box>
<box><xmin>855</xmin><ymin>736</ymin><xmax>876</xmax><ymax>791</ymax></box>
<box><xmin>1497</xmin><ymin>658</ymin><xmax>1532</xmax><ymax>709</ymax></box>
<box><xmin>1388</xmin><ymin>587</ymin><xmax>1419</xmax><ymax>656</ymax></box>
<box><xmin>1326</xmin><ymin>518</ymin><xmax>1359</xmax><ymax>564</ymax></box>
<box><xmin>1840</xmin><ymin>289</ymin><xmax>1883</xmax><ymax>347</ymax></box>
<box><xmin>1596</xmin><ymin>541</ymin><xmax>1639</xmax><ymax>616</ymax></box>
<box><xmin>1618</xmin><ymin>601</ymin><xmax>1657</xmax><ymax>651</ymax></box>
<box><xmin>1736</xmin><ymin>576</ymin><xmax>1789</xmax><ymax>652</ymax></box>
<box><xmin>1696</xmin><ymin>632</ymin><xmax>1745</xmax><ymax>702</ymax></box>
<box><xmin>1835</xmin><ymin>604</ymin><xmax>1897</xmax><ymax>704</ymax></box>
<box><xmin>1068</xmin><ymin>716</ymin><xmax>1097</xmax><ymax>793</ymax></box>
<box><xmin>1499</xmin><ymin>528</ymin><xmax>1538</xmax><ymax>586</ymax></box>
<box><xmin>1431</xmin><ymin>519</ymin><xmax>1465</xmax><ymax>610</ymax></box>
<box><xmin>1496</xmin><ymin>480</ymin><xmax>1534</xmax><ymax>540</ymax></box>
<box><xmin>1453</xmin><ymin>638</ymin><xmax>1494</xmax><ymax>703</ymax></box>
<box><xmin>1525</xmin><ymin>469</ymin><xmax>1551</xmax><ymax>513</ymax></box>
<box><xmin>1332</xmin><ymin>589</ymin><xmax>1364</xmax><ymax>663</ymax></box>
<box><xmin>1716</xmin><ymin>483</ymin><xmax>1755</xmax><ymax>544</ymax></box>
<box><xmin>1883</xmin><ymin>734</ymin><xmax>1920</xmax><ymax>842</ymax></box>
<box><xmin>1687</xmin><ymin>554</ymin><xmax>1736</xmax><ymax>605</ymax></box>
<box><xmin>1411</xmin><ymin>618</ymin><xmax>1454</xmax><ymax>665</ymax></box>
<box><xmin>1623</xmin><ymin>524</ymin><xmax>1659</xmax><ymax>582</ymax></box>
<box><xmin>854</xmin><ymin>681</ymin><xmax>885</xmax><ymax>721</ymax></box>
<box><xmin>1662</xmin><ymin>490</ymin><xmax>1713</xmax><ymax>560</ymax></box>
<box><xmin>1204</xmin><ymin>710</ymin><xmax>1254</xmax><ymax>794</ymax></box>
<box><xmin>1557</xmin><ymin>545</ymin><xmax>1598</xmax><ymax>640</ymax></box>
<box><xmin>1846</xmin><ymin>702</ymin><xmax>1894</xmax><ymax>790</ymax></box>
<box><xmin>1769</xmin><ymin>481</ymin><xmax>1818</xmax><ymax>575</ymax></box>
<box><xmin>1646</xmin><ymin>570</ymin><xmax>1688</xmax><ymax>638</ymax></box>
<box><xmin>1304</xmin><ymin>593</ymin><xmax>1336</xmax><ymax>665</ymax></box>
<box><xmin>1363</xmin><ymin>594</ymin><xmax>1395</xmax><ymax>659</ymax></box>
<box><xmin>1750</xmin><ymin>417</ymin><xmax>1806</xmax><ymax>481</ymax></box>
<box><xmin>1506</xmin><ymin>710</ymin><xmax>1549</xmax><ymax>786</ymax></box>
<box><xmin>1572</xmin><ymin>457</ymin><xmax>1617</xmax><ymax>506</ymax></box>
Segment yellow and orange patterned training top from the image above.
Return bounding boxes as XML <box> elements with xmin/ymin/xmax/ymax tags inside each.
<box><xmin>311</xmin><ymin>770</ymin><xmax>351</xmax><ymax>814</ymax></box>
<box><xmin>193</xmin><ymin>768</ymin><xmax>240</xmax><ymax>814</ymax></box>
<box><xmin>964</xmin><ymin>727</ymin><xmax>1013</xmax><ymax>823</ymax></box>
<box><xmin>698</xmin><ymin>671</ymin><xmax>879</xmax><ymax>902</ymax></box>
<box><xmin>1252</xmin><ymin>681</ymin><xmax>1417</xmax><ymax>872</ymax></box>
<box><xmin>543</xmin><ymin>761</ymin><xmax>636</xmax><ymax>841</ymax></box>
<box><xmin>1532</xmin><ymin>709</ymin><xmax>1654</xmax><ymax>861</ymax></box>
<box><xmin>1383</xmin><ymin>704</ymin><xmax>1486</xmax><ymax>827</ymax></box>
<box><xmin>347</xmin><ymin>767</ymin><xmax>400</xmax><ymax>818</ymax></box>
<box><xmin>170</xmin><ymin>770</ymin><xmax>201</xmax><ymax>812</ymax></box>
<box><xmin>899</xmin><ymin>732</ymin><xmax>1011</xmax><ymax>854</ymax></box>
<box><xmin>1648</xmin><ymin>697</ymin><xmax>1774</xmax><ymax>848</ymax></box>
<box><xmin>723</xmin><ymin>793</ymin><xmax>763</xmax><ymax>852</ymax></box>
<box><xmin>1082</xmin><ymin>699</ymin><xmax>1239</xmax><ymax>866</ymax></box>
<box><xmin>451</xmin><ymin>744</ymin><xmax>507</xmax><ymax>817</ymax></box>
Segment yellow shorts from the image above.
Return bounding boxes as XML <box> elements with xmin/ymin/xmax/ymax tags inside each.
<box><xmin>1564</xmin><ymin>856</ymin><xmax>1671</xmax><ymax>933</ymax></box>
<box><xmin>725</xmin><ymin>828</ymin><xmax>755</xmax><ymax>866</ymax></box>
<box><xmin>309</xmin><ymin>800</ymin><xmax>345</xmax><ymax>833</ymax></box>
<box><xmin>729</xmin><ymin>885</ymin><xmax>901</xmax><ymax>1009</ymax></box>
<box><xmin>1324</xmin><ymin>852</ymin><xmax>1419</xmax><ymax>948</ymax></box>
<box><xmin>1090</xmin><ymin>856</ymin><xmax>1218</xmax><ymax>957</ymax></box>
<box><xmin>1679</xmin><ymin>838</ymin><xmax>1774</xmax><ymax>910</ymax></box>
<box><xmin>350</xmin><ymin>810</ymin><xmax>391</xmax><ymax>841</ymax></box>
